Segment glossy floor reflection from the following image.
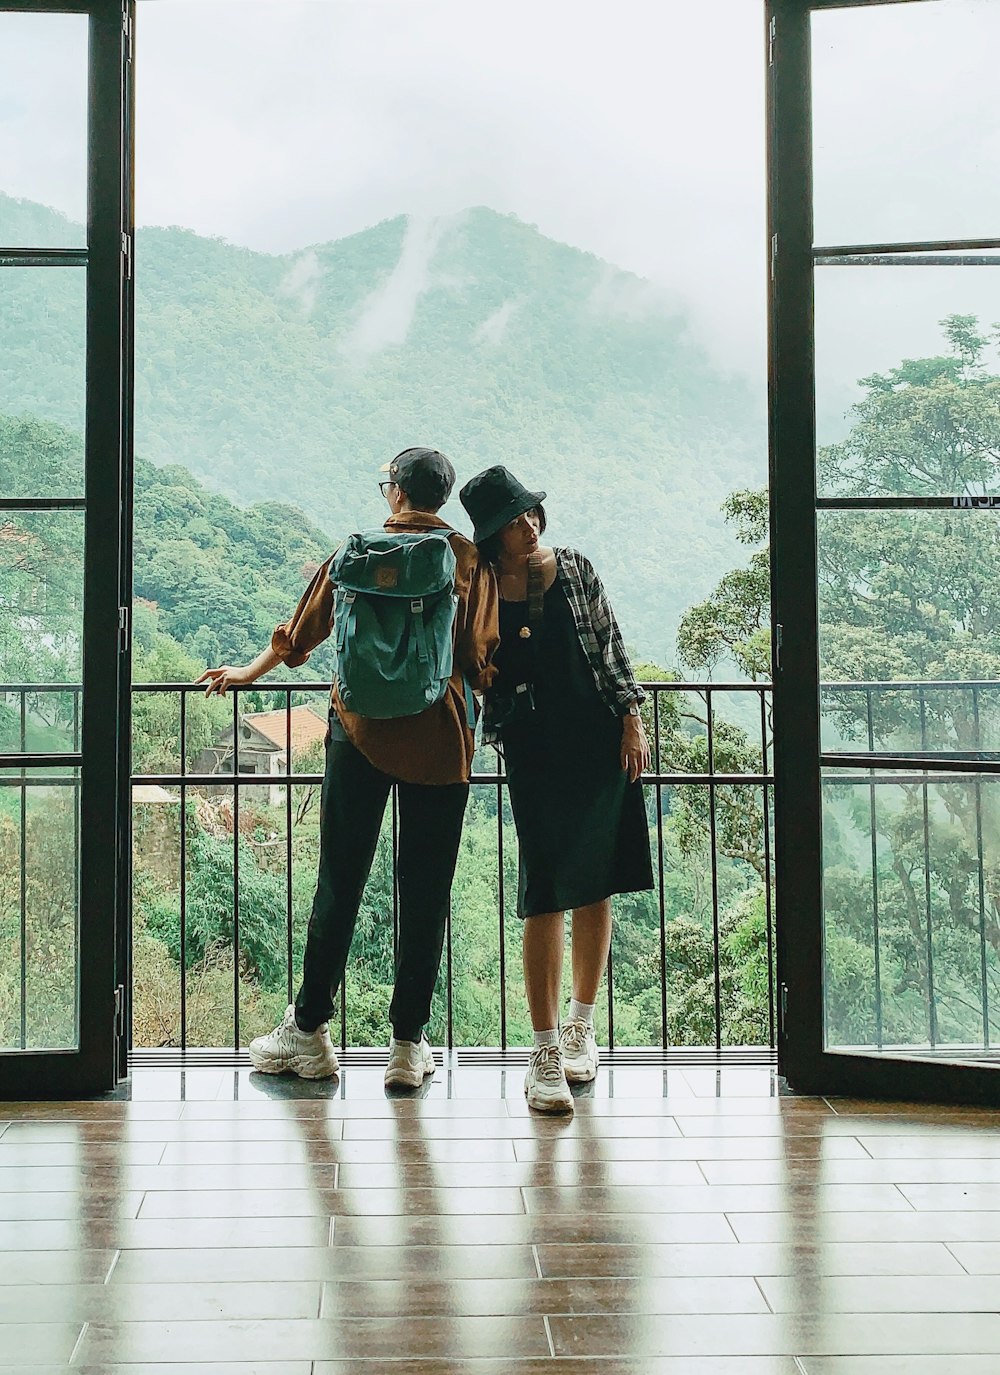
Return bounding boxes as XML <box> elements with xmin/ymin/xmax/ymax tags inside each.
<box><xmin>2</xmin><ymin>1060</ymin><xmax>1000</xmax><ymax>1372</ymax></box>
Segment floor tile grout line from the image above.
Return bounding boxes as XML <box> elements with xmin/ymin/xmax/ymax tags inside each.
<box><xmin>894</xmin><ymin>1182</ymin><xmax>919</xmax><ymax>1210</ymax></box>
<box><xmin>856</xmin><ymin>1136</ymin><xmax>875</xmax><ymax>1160</ymax></box>
<box><xmin>793</xmin><ymin>1356</ymin><xmax>809</xmax><ymax>1374</ymax></box>
<box><xmin>694</xmin><ymin>1159</ymin><xmax>712</xmax><ymax>1185</ymax></box>
<box><xmin>67</xmin><ymin>1319</ymin><xmax>88</xmax><ymax>1367</ymax></box>
<box><xmin>945</xmin><ymin>1241</ymin><xmax>971</xmax><ymax>1274</ymax></box>
<box><xmin>327</xmin><ymin>1215</ymin><xmax>335</xmax><ymax>1245</ymax></box>
<box><xmin>721</xmin><ymin>1211</ymin><xmax>743</xmax><ymax>1242</ymax></box>
<box><xmin>753</xmin><ymin>1273</ymin><xmax>774</xmax><ymax>1313</ymax></box>
<box><xmin>532</xmin><ymin>1243</ymin><xmax>543</xmax><ymax>1279</ymax></box>
<box><xmin>542</xmin><ymin>1312</ymin><xmax>556</xmax><ymax>1358</ymax></box>
<box><xmin>102</xmin><ymin>1249</ymin><xmax>121</xmax><ymax>1285</ymax></box>
<box><xmin>520</xmin><ymin>1185</ymin><xmax>530</xmax><ymax>1214</ymax></box>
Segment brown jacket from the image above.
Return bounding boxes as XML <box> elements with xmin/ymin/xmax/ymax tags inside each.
<box><xmin>271</xmin><ymin>511</ymin><xmax>499</xmax><ymax>785</ymax></box>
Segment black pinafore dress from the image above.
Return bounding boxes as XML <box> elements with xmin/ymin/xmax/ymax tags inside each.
<box><xmin>496</xmin><ymin>576</ymin><xmax>654</xmax><ymax>919</ymax></box>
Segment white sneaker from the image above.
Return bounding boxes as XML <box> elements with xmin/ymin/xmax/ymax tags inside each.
<box><xmin>560</xmin><ymin>1017</ymin><xmax>600</xmax><ymax>1083</ymax></box>
<box><xmin>524</xmin><ymin>1043</ymin><xmax>574</xmax><ymax>1113</ymax></box>
<box><xmin>248</xmin><ymin>1004</ymin><xmax>340</xmax><ymax>1079</ymax></box>
<box><xmin>384</xmin><ymin>1035</ymin><xmax>436</xmax><ymax>1089</ymax></box>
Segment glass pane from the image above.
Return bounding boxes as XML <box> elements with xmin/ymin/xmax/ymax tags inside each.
<box><xmin>0</xmin><ymin>769</ymin><xmax>80</xmax><ymax>1050</ymax></box>
<box><xmin>135</xmin><ymin>0</ymin><xmax>768</xmax><ymax>683</ymax></box>
<box><xmin>0</xmin><ymin>13</ymin><xmax>88</xmax><ymax>248</ymax></box>
<box><xmin>812</xmin><ymin>1</ymin><xmax>1000</xmax><ymax>247</ymax></box>
<box><xmin>818</xmin><ymin>509</ymin><xmax>1000</xmax><ymax>755</ymax></box>
<box><xmin>823</xmin><ymin>767</ymin><xmax>1000</xmax><ymax>1062</ymax></box>
<box><xmin>815</xmin><ymin>263</ymin><xmax>1000</xmax><ymax>489</ymax></box>
<box><xmin>0</xmin><ymin>266</ymin><xmax>86</xmax><ymax>495</ymax></box>
<box><xmin>0</xmin><ymin>510</ymin><xmax>84</xmax><ymax>753</ymax></box>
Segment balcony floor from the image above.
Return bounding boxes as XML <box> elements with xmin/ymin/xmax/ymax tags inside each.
<box><xmin>3</xmin><ymin>1058</ymin><xmax>1000</xmax><ymax>1372</ymax></box>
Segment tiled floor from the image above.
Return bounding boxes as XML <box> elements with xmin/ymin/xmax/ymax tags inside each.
<box><xmin>3</xmin><ymin>1059</ymin><xmax>1000</xmax><ymax>1372</ymax></box>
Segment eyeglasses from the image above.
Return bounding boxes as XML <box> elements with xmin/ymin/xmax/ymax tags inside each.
<box><xmin>379</xmin><ymin>480</ymin><xmax>396</xmax><ymax>497</ymax></box>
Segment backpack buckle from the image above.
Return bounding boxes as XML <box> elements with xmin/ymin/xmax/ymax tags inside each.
<box><xmin>410</xmin><ymin>598</ymin><xmax>424</xmax><ymax>615</ymax></box>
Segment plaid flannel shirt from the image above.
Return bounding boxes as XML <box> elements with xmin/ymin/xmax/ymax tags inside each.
<box><xmin>482</xmin><ymin>546</ymin><xmax>644</xmax><ymax>745</ymax></box>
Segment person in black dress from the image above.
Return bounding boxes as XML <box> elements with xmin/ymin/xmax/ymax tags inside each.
<box><xmin>460</xmin><ymin>466</ymin><xmax>653</xmax><ymax>1113</ymax></box>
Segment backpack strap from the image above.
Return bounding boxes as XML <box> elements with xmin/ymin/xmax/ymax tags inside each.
<box><xmin>527</xmin><ymin>553</ymin><xmax>545</xmax><ymax>635</ymax></box>
<box><xmin>462</xmin><ymin>675</ymin><xmax>476</xmax><ymax>731</ymax></box>
<box><xmin>336</xmin><ymin>590</ymin><xmax>356</xmax><ymax>653</ymax></box>
<box><xmin>409</xmin><ymin>598</ymin><xmax>429</xmax><ymax>662</ymax></box>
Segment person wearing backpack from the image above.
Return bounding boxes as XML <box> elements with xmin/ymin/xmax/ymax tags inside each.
<box><xmin>197</xmin><ymin>448</ymin><xmax>499</xmax><ymax>1088</ymax></box>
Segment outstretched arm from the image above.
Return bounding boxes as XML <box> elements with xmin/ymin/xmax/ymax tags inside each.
<box><xmin>196</xmin><ymin>645</ymin><xmax>282</xmax><ymax>697</ymax></box>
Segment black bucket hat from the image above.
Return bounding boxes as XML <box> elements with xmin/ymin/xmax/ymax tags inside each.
<box><xmin>459</xmin><ymin>465</ymin><xmax>547</xmax><ymax>545</ymax></box>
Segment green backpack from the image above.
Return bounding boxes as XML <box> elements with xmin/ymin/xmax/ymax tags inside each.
<box><xmin>330</xmin><ymin>528</ymin><xmax>472</xmax><ymax>722</ymax></box>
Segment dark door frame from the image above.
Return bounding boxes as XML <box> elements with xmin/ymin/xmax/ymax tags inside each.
<box><xmin>768</xmin><ymin>0</ymin><xmax>1000</xmax><ymax>1104</ymax></box>
<box><xmin>0</xmin><ymin>0</ymin><xmax>132</xmax><ymax>1099</ymax></box>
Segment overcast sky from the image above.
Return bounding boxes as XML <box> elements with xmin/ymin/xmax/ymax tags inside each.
<box><xmin>2</xmin><ymin>0</ymin><xmax>999</xmax><ymax>406</ymax></box>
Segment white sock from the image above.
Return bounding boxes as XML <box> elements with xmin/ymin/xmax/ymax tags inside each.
<box><xmin>568</xmin><ymin>998</ymin><xmax>596</xmax><ymax>1027</ymax></box>
<box><xmin>532</xmin><ymin>1028</ymin><xmax>559</xmax><ymax>1048</ymax></box>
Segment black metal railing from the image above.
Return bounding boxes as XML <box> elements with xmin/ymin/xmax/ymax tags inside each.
<box><xmin>127</xmin><ymin>679</ymin><xmax>775</xmax><ymax>1056</ymax></box>
<box><xmin>821</xmin><ymin>680</ymin><xmax>1000</xmax><ymax>1055</ymax></box>
<box><xmin>10</xmin><ymin>677</ymin><xmax>1000</xmax><ymax>1058</ymax></box>
<box><xmin>0</xmin><ymin>682</ymin><xmax>81</xmax><ymax>1052</ymax></box>
<box><xmin>5</xmin><ymin>678</ymin><xmax>779</xmax><ymax>1055</ymax></box>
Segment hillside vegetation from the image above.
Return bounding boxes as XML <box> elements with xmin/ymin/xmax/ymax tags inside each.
<box><xmin>1</xmin><ymin>192</ymin><xmax>765</xmax><ymax>662</ymax></box>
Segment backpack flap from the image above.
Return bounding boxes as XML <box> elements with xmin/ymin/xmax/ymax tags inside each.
<box><xmin>331</xmin><ymin>530</ymin><xmax>456</xmax><ymax>599</ymax></box>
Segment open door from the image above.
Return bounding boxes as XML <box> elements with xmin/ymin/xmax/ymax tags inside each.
<box><xmin>770</xmin><ymin>0</ymin><xmax>1000</xmax><ymax>1103</ymax></box>
<box><xmin>0</xmin><ymin>0</ymin><xmax>132</xmax><ymax>1097</ymax></box>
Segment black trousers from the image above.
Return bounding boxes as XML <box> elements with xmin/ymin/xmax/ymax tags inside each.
<box><xmin>294</xmin><ymin>733</ymin><xmax>469</xmax><ymax>1042</ymax></box>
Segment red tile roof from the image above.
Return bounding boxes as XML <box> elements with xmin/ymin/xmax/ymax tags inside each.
<box><xmin>243</xmin><ymin>704</ymin><xmax>327</xmax><ymax>753</ymax></box>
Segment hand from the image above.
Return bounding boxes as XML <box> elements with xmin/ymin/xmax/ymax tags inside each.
<box><xmin>196</xmin><ymin>664</ymin><xmax>252</xmax><ymax>697</ymax></box>
<box><xmin>620</xmin><ymin>714</ymin><xmax>650</xmax><ymax>784</ymax></box>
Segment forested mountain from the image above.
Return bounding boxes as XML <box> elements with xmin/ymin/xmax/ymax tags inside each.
<box><xmin>1</xmin><ymin>192</ymin><xmax>765</xmax><ymax>662</ymax></box>
<box><xmin>0</xmin><ymin>412</ymin><xmax>337</xmax><ymax>676</ymax></box>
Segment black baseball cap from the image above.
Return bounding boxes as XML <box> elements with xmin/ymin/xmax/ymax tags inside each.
<box><xmin>380</xmin><ymin>448</ymin><xmax>456</xmax><ymax>509</ymax></box>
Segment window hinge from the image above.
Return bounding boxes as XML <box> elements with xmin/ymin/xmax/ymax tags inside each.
<box><xmin>774</xmin><ymin>622</ymin><xmax>783</xmax><ymax>672</ymax></box>
<box><xmin>122</xmin><ymin>8</ymin><xmax>133</xmax><ymax>63</ymax></box>
<box><xmin>114</xmin><ymin>983</ymin><xmax>125</xmax><ymax>1036</ymax></box>
<box><xmin>779</xmin><ymin>982</ymin><xmax>788</xmax><ymax>1036</ymax></box>
<box><xmin>768</xmin><ymin>15</ymin><xmax>776</xmax><ymax>67</ymax></box>
<box><xmin>121</xmin><ymin>232</ymin><xmax>132</xmax><ymax>281</ymax></box>
<box><xmin>118</xmin><ymin>605</ymin><xmax>130</xmax><ymax>653</ymax></box>
<box><xmin>770</xmin><ymin>232</ymin><xmax>778</xmax><ymax>283</ymax></box>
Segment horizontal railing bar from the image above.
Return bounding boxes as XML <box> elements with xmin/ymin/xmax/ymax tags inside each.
<box><xmin>817</xmin><ymin>496</ymin><xmax>1000</xmax><ymax>509</ymax></box>
<box><xmin>0</xmin><ymin>753</ymin><xmax>81</xmax><ymax>768</ymax></box>
<box><xmin>0</xmin><ymin>685</ymin><xmax>83</xmax><ymax>693</ymax></box>
<box><xmin>130</xmin><ymin>679</ymin><xmax>773</xmax><ymax>694</ymax></box>
<box><xmin>826</xmin><ymin>750</ymin><xmax>1000</xmax><ymax>762</ymax></box>
<box><xmin>814</xmin><ymin>237</ymin><xmax>1000</xmax><ymax>256</ymax></box>
<box><xmin>822</xmin><ymin>680</ymin><xmax>1000</xmax><ymax>692</ymax></box>
<box><xmin>0</xmin><ymin>498</ymin><xmax>86</xmax><ymax>510</ymax></box>
<box><xmin>131</xmin><ymin>770</ymin><xmax>775</xmax><ymax>792</ymax></box>
<box><xmin>0</xmin><ymin>775</ymin><xmax>79</xmax><ymax>787</ymax></box>
<box><xmin>824</xmin><ymin>754</ymin><xmax>1000</xmax><ymax>777</ymax></box>
<box><xmin>815</xmin><ymin>255</ymin><xmax>1000</xmax><ymax>267</ymax></box>
<box><xmin>14</xmin><ymin>678</ymin><xmax>1000</xmax><ymax>697</ymax></box>
<box><xmin>0</xmin><ymin>247</ymin><xmax>87</xmax><ymax>267</ymax></box>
